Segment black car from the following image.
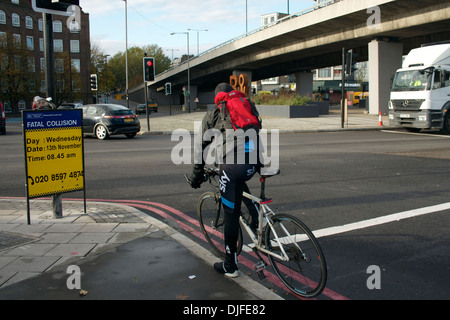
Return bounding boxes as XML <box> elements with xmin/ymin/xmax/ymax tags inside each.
<box><xmin>0</xmin><ymin>102</ymin><xmax>5</xmax><ymax>135</ymax></box>
<box><xmin>136</xmin><ymin>104</ymin><xmax>146</xmax><ymax>114</ymax></box>
<box><xmin>79</xmin><ymin>104</ymin><xmax>140</xmax><ymax>140</ymax></box>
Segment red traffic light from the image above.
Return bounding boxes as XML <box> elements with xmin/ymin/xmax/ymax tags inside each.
<box><xmin>147</xmin><ymin>61</ymin><xmax>153</xmax><ymax>67</ymax></box>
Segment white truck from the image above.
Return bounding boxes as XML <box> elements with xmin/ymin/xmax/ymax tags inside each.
<box><xmin>388</xmin><ymin>43</ymin><xmax>450</xmax><ymax>133</ymax></box>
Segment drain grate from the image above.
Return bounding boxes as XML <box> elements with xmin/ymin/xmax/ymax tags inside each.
<box><xmin>0</xmin><ymin>231</ymin><xmax>38</xmax><ymax>251</ymax></box>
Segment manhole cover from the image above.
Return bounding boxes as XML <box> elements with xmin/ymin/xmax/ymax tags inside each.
<box><xmin>0</xmin><ymin>231</ymin><xmax>38</xmax><ymax>251</ymax></box>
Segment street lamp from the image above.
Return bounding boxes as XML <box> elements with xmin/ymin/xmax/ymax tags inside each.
<box><xmin>166</xmin><ymin>48</ymin><xmax>179</xmax><ymax>65</ymax></box>
<box><xmin>122</xmin><ymin>0</ymin><xmax>129</xmax><ymax>108</ymax></box>
<box><xmin>104</xmin><ymin>54</ymin><xmax>110</xmax><ymax>103</ymax></box>
<box><xmin>187</xmin><ymin>29</ymin><xmax>208</xmax><ymax>56</ymax></box>
<box><xmin>171</xmin><ymin>32</ymin><xmax>190</xmax><ymax>113</ymax></box>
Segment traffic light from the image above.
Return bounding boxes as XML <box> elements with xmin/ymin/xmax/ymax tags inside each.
<box><xmin>165</xmin><ymin>82</ymin><xmax>172</xmax><ymax>95</ymax></box>
<box><xmin>90</xmin><ymin>74</ymin><xmax>97</xmax><ymax>91</ymax></box>
<box><xmin>345</xmin><ymin>49</ymin><xmax>358</xmax><ymax>76</ymax></box>
<box><xmin>143</xmin><ymin>57</ymin><xmax>155</xmax><ymax>82</ymax></box>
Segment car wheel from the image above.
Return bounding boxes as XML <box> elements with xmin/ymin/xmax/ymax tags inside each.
<box><xmin>125</xmin><ymin>133</ymin><xmax>136</xmax><ymax>138</ymax></box>
<box><xmin>95</xmin><ymin>124</ymin><xmax>109</xmax><ymax>140</ymax></box>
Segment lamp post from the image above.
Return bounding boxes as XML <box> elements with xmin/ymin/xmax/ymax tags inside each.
<box><xmin>246</xmin><ymin>0</ymin><xmax>248</xmax><ymax>33</ymax></box>
<box><xmin>187</xmin><ymin>29</ymin><xmax>208</xmax><ymax>56</ymax></box>
<box><xmin>171</xmin><ymin>32</ymin><xmax>190</xmax><ymax>113</ymax></box>
<box><xmin>166</xmin><ymin>49</ymin><xmax>179</xmax><ymax>65</ymax></box>
<box><xmin>122</xmin><ymin>0</ymin><xmax>129</xmax><ymax>108</ymax></box>
<box><xmin>104</xmin><ymin>54</ymin><xmax>110</xmax><ymax>103</ymax></box>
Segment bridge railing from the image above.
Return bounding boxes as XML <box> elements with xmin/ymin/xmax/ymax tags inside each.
<box><xmin>157</xmin><ymin>0</ymin><xmax>342</xmax><ymax>79</ymax></box>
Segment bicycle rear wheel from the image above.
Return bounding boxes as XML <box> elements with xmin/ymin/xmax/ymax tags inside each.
<box><xmin>265</xmin><ymin>213</ymin><xmax>327</xmax><ymax>298</ymax></box>
<box><xmin>197</xmin><ymin>192</ymin><xmax>243</xmax><ymax>259</ymax></box>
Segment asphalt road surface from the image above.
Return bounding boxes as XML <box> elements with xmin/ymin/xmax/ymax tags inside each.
<box><xmin>2</xmin><ymin>119</ymin><xmax>450</xmax><ymax>299</ymax></box>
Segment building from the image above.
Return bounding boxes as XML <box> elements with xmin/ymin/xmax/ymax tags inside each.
<box><xmin>0</xmin><ymin>0</ymin><xmax>91</xmax><ymax>113</ymax></box>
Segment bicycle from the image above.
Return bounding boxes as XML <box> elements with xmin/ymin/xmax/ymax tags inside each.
<box><xmin>189</xmin><ymin>167</ymin><xmax>327</xmax><ymax>298</ymax></box>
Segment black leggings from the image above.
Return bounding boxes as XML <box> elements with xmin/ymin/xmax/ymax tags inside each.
<box><xmin>219</xmin><ymin>163</ymin><xmax>258</xmax><ymax>256</ymax></box>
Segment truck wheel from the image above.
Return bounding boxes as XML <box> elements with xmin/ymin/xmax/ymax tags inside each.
<box><xmin>441</xmin><ymin>112</ymin><xmax>450</xmax><ymax>135</ymax></box>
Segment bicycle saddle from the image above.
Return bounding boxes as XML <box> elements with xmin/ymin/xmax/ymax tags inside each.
<box><xmin>260</xmin><ymin>168</ymin><xmax>280</xmax><ymax>178</ymax></box>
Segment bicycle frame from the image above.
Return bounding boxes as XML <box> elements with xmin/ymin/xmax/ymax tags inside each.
<box><xmin>201</xmin><ymin>167</ymin><xmax>299</xmax><ymax>262</ymax></box>
<box><xmin>196</xmin><ymin>167</ymin><xmax>327</xmax><ymax>298</ymax></box>
<box><xmin>240</xmin><ymin>191</ymin><xmax>293</xmax><ymax>262</ymax></box>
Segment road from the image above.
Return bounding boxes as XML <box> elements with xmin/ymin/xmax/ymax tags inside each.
<box><xmin>2</xmin><ymin>119</ymin><xmax>450</xmax><ymax>299</ymax></box>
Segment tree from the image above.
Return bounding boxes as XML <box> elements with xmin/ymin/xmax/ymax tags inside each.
<box><xmin>0</xmin><ymin>33</ymin><xmax>41</xmax><ymax>113</ymax></box>
<box><xmin>108</xmin><ymin>44</ymin><xmax>171</xmax><ymax>92</ymax></box>
<box><xmin>90</xmin><ymin>42</ymin><xmax>115</xmax><ymax>96</ymax></box>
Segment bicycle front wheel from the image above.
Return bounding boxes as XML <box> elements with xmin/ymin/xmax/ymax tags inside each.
<box><xmin>265</xmin><ymin>213</ymin><xmax>327</xmax><ymax>298</ymax></box>
<box><xmin>197</xmin><ymin>192</ymin><xmax>243</xmax><ymax>259</ymax></box>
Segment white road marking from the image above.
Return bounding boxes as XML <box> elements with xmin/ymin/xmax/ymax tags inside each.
<box><xmin>312</xmin><ymin>202</ymin><xmax>450</xmax><ymax>238</ymax></box>
<box><xmin>382</xmin><ymin>130</ymin><xmax>450</xmax><ymax>138</ymax></box>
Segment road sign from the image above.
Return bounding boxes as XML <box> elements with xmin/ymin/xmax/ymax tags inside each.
<box><xmin>23</xmin><ymin>110</ymin><xmax>85</xmax><ymax>199</ymax></box>
<box><xmin>31</xmin><ymin>0</ymin><xmax>79</xmax><ymax>16</ymax></box>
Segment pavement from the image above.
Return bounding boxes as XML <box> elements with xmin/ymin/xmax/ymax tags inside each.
<box><xmin>136</xmin><ymin>106</ymin><xmax>392</xmax><ymax>135</ymax></box>
<box><xmin>0</xmin><ymin>107</ymin><xmax>393</xmax><ymax>301</ymax></box>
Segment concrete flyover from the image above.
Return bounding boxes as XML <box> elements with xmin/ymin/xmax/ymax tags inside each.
<box><xmin>130</xmin><ymin>0</ymin><xmax>450</xmax><ymax>114</ymax></box>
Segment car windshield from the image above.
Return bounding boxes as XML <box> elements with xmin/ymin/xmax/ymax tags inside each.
<box><xmin>391</xmin><ymin>68</ymin><xmax>433</xmax><ymax>91</ymax></box>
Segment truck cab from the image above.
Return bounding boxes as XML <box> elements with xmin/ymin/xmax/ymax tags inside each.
<box><xmin>388</xmin><ymin>44</ymin><xmax>450</xmax><ymax>133</ymax></box>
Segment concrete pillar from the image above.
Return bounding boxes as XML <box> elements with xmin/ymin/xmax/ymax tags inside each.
<box><xmin>368</xmin><ymin>40</ymin><xmax>403</xmax><ymax>115</ymax></box>
<box><xmin>295</xmin><ymin>71</ymin><xmax>313</xmax><ymax>97</ymax></box>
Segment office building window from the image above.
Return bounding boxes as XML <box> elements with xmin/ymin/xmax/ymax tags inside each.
<box><xmin>26</xmin><ymin>16</ymin><xmax>33</xmax><ymax>29</ymax></box>
<box><xmin>0</xmin><ymin>10</ymin><xmax>6</xmax><ymax>24</ymax></box>
<box><xmin>12</xmin><ymin>13</ymin><xmax>20</xmax><ymax>27</ymax></box>
<box><xmin>13</xmin><ymin>34</ymin><xmax>20</xmax><ymax>46</ymax></box>
<box><xmin>70</xmin><ymin>40</ymin><xmax>79</xmax><ymax>53</ymax></box>
<box><xmin>26</xmin><ymin>36</ymin><xmax>34</xmax><ymax>50</ymax></box>
<box><xmin>55</xmin><ymin>58</ymin><xmax>64</xmax><ymax>73</ymax></box>
<box><xmin>28</xmin><ymin>57</ymin><xmax>35</xmax><ymax>72</ymax></box>
<box><xmin>54</xmin><ymin>39</ymin><xmax>63</xmax><ymax>52</ymax></box>
<box><xmin>53</xmin><ymin>20</ymin><xmax>62</xmax><ymax>33</ymax></box>
<box><xmin>71</xmin><ymin>59</ymin><xmax>80</xmax><ymax>73</ymax></box>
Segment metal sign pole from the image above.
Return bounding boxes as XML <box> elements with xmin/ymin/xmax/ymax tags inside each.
<box><xmin>341</xmin><ymin>47</ymin><xmax>345</xmax><ymax>129</ymax></box>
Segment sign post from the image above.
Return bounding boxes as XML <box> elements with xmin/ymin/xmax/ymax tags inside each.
<box><xmin>23</xmin><ymin>109</ymin><xmax>86</xmax><ymax>224</ymax></box>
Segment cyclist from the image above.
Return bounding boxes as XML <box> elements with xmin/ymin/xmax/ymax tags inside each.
<box><xmin>186</xmin><ymin>82</ymin><xmax>262</xmax><ymax>277</ymax></box>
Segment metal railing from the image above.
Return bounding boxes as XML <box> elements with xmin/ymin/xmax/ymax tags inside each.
<box><xmin>157</xmin><ymin>0</ymin><xmax>342</xmax><ymax>79</ymax></box>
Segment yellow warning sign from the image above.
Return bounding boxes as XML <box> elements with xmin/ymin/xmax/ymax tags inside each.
<box><xmin>23</xmin><ymin>110</ymin><xmax>85</xmax><ymax>198</ymax></box>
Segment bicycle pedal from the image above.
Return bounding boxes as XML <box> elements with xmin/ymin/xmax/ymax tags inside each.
<box><xmin>253</xmin><ymin>261</ymin><xmax>266</xmax><ymax>272</ymax></box>
<box><xmin>253</xmin><ymin>260</ymin><xmax>267</xmax><ymax>280</ymax></box>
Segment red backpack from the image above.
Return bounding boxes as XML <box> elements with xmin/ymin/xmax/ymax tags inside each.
<box><xmin>215</xmin><ymin>90</ymin><xmax>261</xmax><ymax>131</ymax></box>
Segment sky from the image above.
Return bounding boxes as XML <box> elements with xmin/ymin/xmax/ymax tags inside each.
<box><xmin>78</xmin><ymin>0</ymin><xmax>320</xmax><ymax>59</ymax></box>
